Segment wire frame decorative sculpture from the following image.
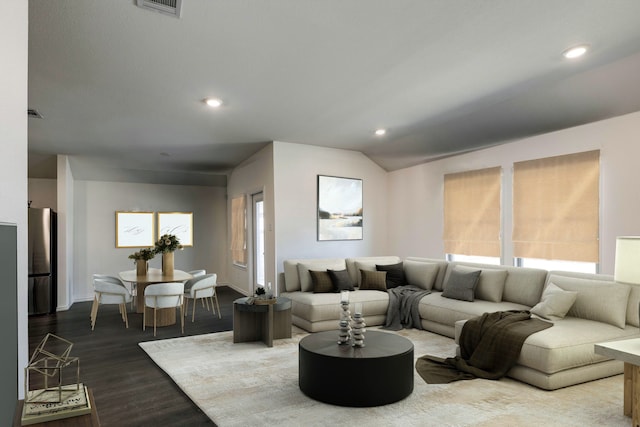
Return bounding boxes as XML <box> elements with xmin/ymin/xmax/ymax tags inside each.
<box><xmin>25</xmin><ymin>333</ymin><xmax>80</xmax><ymax>403</ymax></box>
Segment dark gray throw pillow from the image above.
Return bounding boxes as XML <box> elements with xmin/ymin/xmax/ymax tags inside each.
<box><xmin>328</xmin><ymin>269</ymin><xmax>355</xmax><ymax>292</ymax></box>
<box><xmin>442</xmin><ymin>268</ymin><xmax>482</xmax><ymax>302</ymax></box>
<box><xmin>376</xmin><ymin>262</ymin><xmax>407</xmax><ymax>289</ymax></box>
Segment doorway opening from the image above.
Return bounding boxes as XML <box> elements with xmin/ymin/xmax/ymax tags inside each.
<box><xmin>252</xmin><ymin>192</ymin><xmax>264</xmax><ymax>294</ymax></box>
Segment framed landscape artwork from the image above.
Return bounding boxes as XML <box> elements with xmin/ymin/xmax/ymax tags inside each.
<box><xmin>317</xmin><ymin>175</ymin><xmax>363</xmax><ymax>241</ymax></box>
<box><xmin>115</xmin><ymin>212</ymin><xmax>155</xmax><ymax>248</ymax></box>
<box><xmin>157</xmin><ymin>212</ymin><xmax>193</xmax><ymax>247</ymax></box>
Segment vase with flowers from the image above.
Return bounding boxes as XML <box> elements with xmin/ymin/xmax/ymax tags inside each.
<box><xmin>128</xmin><ymin>248</ymin><xmax>155</xmax><ymax>276</ymax></box>
<box><xmin>154</xmin><ymin>234</ymin><xmax>183</xmax><ymax>275</ymax></box>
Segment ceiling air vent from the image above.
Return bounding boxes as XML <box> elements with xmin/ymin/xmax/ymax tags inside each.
<box><xmin>27</xmin><ymin>109</ymin><xmax>44</xmax><ymax>119</ymax></box>
<box><xmin>136</xmin><ymin>0</ymin><xmax>182</xmax><ymax>18</ymax></box>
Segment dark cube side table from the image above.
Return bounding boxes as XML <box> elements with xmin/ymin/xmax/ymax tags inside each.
<box><xmin>299</xmin><ymin>330</ymin><xmax>414</xmax><ymax>407</ymax></box>
<box><xmin>233</xmin><ymin>297</ymin><xmax>292</xmax><ymax>347</ymax></box>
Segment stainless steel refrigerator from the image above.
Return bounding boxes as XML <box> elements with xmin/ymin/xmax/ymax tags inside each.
<box><xmin>28</xmin><ymin>207</ymin><xmax>57</xmax><ymax>315</ymax></box>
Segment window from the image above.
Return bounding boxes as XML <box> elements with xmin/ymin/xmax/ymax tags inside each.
<box><xmin>446</xmin><ymin>254</ymin><xmax>501</xmax><ymax>265</ymax></box>
<box><xmin>513</xmin><ymin>150</ymin><xmax>600</xmax><ymax>272</ymax></box>
<box><xmin>231</xmin><ymin>195</ymin><xmax>247</xmax><ymax>266</ymax></box>
<box><xmin>443</xmin><ymin>167</ymin><xmax>501</xmax><ymax>264</ymax></box>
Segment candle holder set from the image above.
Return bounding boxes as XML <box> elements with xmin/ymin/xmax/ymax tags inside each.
<box><xmin>337</xmin><ymin>291</ymin><xmax>352</xmax><ymax>345</ymax></box>
<box><xmin>352</xmin><ymin>303</ymin><xmax>366</xmax><ymax>348</ymax></box>
<box><xmin>337</xmin><ymin>291</ymin><xmax>366</xmax><ymax>347</ymax></box>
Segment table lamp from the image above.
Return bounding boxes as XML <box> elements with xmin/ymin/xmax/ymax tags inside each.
<box><xmin>614</xmin><ymin>236</ymin><xmax>640</xmax><ymax>327</ymax></box>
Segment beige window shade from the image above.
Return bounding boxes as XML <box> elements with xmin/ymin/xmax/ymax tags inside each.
<box><xmin>443</xmin><ymin>167</ymin><xmax>502</xmax><ymax>257</ymax></box>
<box><xmin>231</xmin><ymin>196</ymin><xmax>247</xmax><ymax>265</ymax></box>
<box><xmin>513</xmin><ymin>150</ymin><xmax>600</xmax><ymax>263</ymax></box>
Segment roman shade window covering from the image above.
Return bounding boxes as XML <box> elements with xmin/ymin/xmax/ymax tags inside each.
<box><xmin>443</xmin><ymin>166</ymin><xmax>502</xmax><ymax>258</ymax></box>
<box><xmin>231</xmin><ymin>195</ymin><xmax>247</xmax><ymax>265</ymax></box>
<box><xmin>512</xmin><ymin>150</ymin><xmax>600</xmax><ymax>263</ymax></box>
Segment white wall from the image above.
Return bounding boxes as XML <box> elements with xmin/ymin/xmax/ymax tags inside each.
<box><xmin>387</xmin><ymin>110</ymin><xmax>640</xmax><ymax>275</ymax></box>
<box><xmin>227</xmin><ymin>144</ymin><xmax>275</xmax><ymax>296</ymax></box>
<box><xmin>73</xmin><ymin>180</ymin><xmax>227</xmax><ymax>301</ymax></box>
<box><xmin>272</xmin><ymin>142</ymin><xmax>389</xmax><ymax>285</ymax></box>
<box><xmin>57</xmin><ymin>156</ymin><xmax>74</xmax><ymax>310</ymax></box>
<box><xmin>28</xmin><ymin>178</ymin><xmax>57</xmax><ymax>209</ymax></box>
<box><xmin>0</xmin><ymin>0</ymin><xmax>28</xmax><ymax>406</ymax></box>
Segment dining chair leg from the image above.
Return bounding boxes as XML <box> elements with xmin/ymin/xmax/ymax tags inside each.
<box><xmin>122</xmin><ymin>304</ymin><xmax>129</xmax><ymax>328</ymax></box>
<box><xmin>143</xmin><ymin>307</ymin><xmax>146</xmax><ymax>331</ymax></box>
<box><xmin>208</xmin><ymin>296</ymin><xmax>215</xmax><ymax>317</ymax></box>
<box><xmin>153</xmin><ymin>307</ymin><xmax>157</xmax><ymax>337</ymax></box>
<box><xmin>90</xmin><ymin>296</ymin><xmax>97</xmax><ymax>322</ymax></box>
<box><xmin>180</xmin><ymin>304</ymin><xmax>184</xmax><ymax>334</ymax></box>
<box><xmin>184</xmin><ymin>298</ymin><xmax>189</xmax><ymax>317</ymax></box>
<box><xmin>91</xmin><ymin>305</ymin><xmax>99</xmax><ymax>330</ymax></box>
<box><xmin>214</xmin><ymin>293</ymin><xmax>221</xmax><ymax>319</ymax></box>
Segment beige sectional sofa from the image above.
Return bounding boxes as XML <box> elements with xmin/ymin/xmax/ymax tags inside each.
<box><xmin>280</xmin><ymin>256</ymin><xmax>640</xmax><ymax>390</ymax></box>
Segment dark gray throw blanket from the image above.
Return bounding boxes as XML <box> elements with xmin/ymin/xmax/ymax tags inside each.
<box><xmin>382</xmin><ymin>285</ymin><xmax>432</xmax><ymax>331</ymax></box>
<box><xmin>415</xmin><ymin>310</ymin><xmax>552</xmax><ymax>383</ymax></box>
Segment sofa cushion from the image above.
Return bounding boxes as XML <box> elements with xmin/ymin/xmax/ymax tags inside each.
<box><xmin>309</xmin><ymin>270</ymin><xmax>334</xmax><ymax>293</ymax></box>
<box><xmin>297</xmin><ymin>260</ymin><xmax>347</xmax><ymax>292</ymax></box>
<box><xmin>376</xmin><ymin>262</ymin><xmax>407</xmax><ymax>289</ymax></box>
<box><xmin>448</xmin><ymin>262</ymin><xmax>547</xmax><ymax>306</ymax></box>
<box><xmin>283</xmin><ymin>290</ymin><xmax>389</xmax><ymax>323</ymax></box>
<box><xmin>354</xmin><ymin>261</ymin><xmax>377</xmax><ymax>286</ymax></box>
<box><xmin>628</xmin><ymin>285</ymin><xmax>640</xmax><ymax>327</ymax></box>
<box><xmin>454</xmin><ymin>265</ymin><xmax>507</xmax><ymax>302</ymax></box>
<box><xmin>442</xmin><ymin>268</ymin><xmax>481</xmax><ymax>302</ymax></box>
<box><xmin>549</xmin><ymin>274</ymin><xmax>631</xmax><ymax>329</ymax></box>
<box><xmin>359</xmin><ymin>270</ymin><xmax>387</xmax><ymax>291</ymax></box>
<box><xmin>346</xmin><ymin>256</ymin><xmax>401</xmax><ymax>287</ymax></box>
<box><xmin>327</xmin><ymin>269</ymin><xmax>355</xmax><ymax>292</ymax></box>
<box><xmin>419</xmin><ymin>292</ymin><xmax>530</xmax><ymax>327</ymax></box>
<box><xmin>403</xmin><ymin>260</ymin><xmax>439</xmax><ymax>290</ymax></box>
<box><xmin>517</xmin><ymin>317</ymin><xmax>639</xmax><ymax>374</ymax></box>
<box><xmin>404</xmin><ymin>257</ymin><xmax>449</xmax><ymax>290</ymax></box>
<box><xmin>530</xmin><ymin>283</ymin><xmax>578</xmax><ymax>320</ymax></box>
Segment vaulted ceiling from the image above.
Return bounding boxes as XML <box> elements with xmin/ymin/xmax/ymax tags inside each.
<box><xmin>28</xmin><ymin>0</ymin><xmax>640</xmax><ymax>185</ymax></box>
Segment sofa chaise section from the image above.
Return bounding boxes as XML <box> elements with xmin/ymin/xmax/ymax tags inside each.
<box><xmin>281</xmin><ymin>256</ymin><xmax>400</xmax><ymax>332</ymax></box>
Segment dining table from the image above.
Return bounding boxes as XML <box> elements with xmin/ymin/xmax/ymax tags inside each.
<box><xmin>119</xmin><ymin>268</ymin><xmax>192</xmax><ymax>327</ymax></box>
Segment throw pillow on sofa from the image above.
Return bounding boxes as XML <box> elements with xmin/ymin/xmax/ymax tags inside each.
<box><xmin>530</xmin><ymin>282</ymin><xmax>578</xmax><ymax>320</ymax></box>
<box><xmin>297</xmin><ymin>260</ymin><xmax>346</xmax><ymax>292</ymax></box>
<box><xmin>327</xmin><ymin>269</ymin><xmax>355</xmax><ymax>292</ymax></box>
<box><xmin>548</xmin><ymin>274</ymin><xmax>631</xmax><ymax>329</ymax></box>
<box><xmin>309</xmin><ymin>270</ymin><xmax>334</xmax><ymax>293</ymax></box>
<box><xmin>454</xmin><ymin>265</ymin><xmax>508</xmax><ymax>303</ymax></box>
<box><xmin>442</xmin><ymin>267</ymin><xmax>481</xmax><ymax>302</ymax></box>
<box><xmin>354</xmin><ymin>261</ymin><xmax>377</xmax><ymax>286</ymax></box>
<box><xmin>359</xmin><ymin>270</ymin><xmax>387</xmax><ymax>291</ymax></box>
<box><xmin>376</xmin><ymin>262</ymin><xmax>407</xmax><ymax>289</ymax></box>
<box><xmin>403</xmin><ymin>260</ymin><xmax>439</xmax><ymax>290</ymax></box>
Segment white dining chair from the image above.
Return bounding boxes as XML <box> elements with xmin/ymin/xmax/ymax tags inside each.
<box><xmin>92</xmin><ymin>274</ymin><xmax>135</xmax><ymax>312</ymax></box>
<box><xmin>183</xmin><ymin>274</ymin><xmax>219</xmax><ymax>322</ymax></box>
<box><xmin>187</xmin><ymin>269</ymin><xmax>206</xmax><ymax>277</ymax></box>
<box><xmin>144</xmin><ymin>282</ymin><xmax>184</xmax><ymax>336</ymax></box>
<box><xmin>91</xmin><ymin>279</ymin><xmax>133</xmax><ymax>330</ymax></box>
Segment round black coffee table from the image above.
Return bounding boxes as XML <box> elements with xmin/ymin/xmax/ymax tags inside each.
<box><xmin>298</xmin><ymin>330</ymin><xmax>414</xmax><ymax>407</ymax></box>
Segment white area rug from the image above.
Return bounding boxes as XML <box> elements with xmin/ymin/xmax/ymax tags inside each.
<box><xmin>139</xmin><ymin>329</ymin><xmax>628</xmax><ymax>427</ymax></box>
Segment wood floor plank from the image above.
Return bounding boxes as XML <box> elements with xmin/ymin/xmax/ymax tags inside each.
<box><xmin>27</xmin><ymin>286</ymin><xmax>243</xmax><ymax>427</ymax></box>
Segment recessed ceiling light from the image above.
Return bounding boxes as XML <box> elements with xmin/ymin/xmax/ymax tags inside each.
<box><xmin>375</xmin><ymin>129</ymin><xmax>386</xmax><ymax>136</ymax></box>
<box><xmin>562</xmin><ymin>45</ymin><xmax>589</xmax><ymax>59</ymax></box>
<box><xmin>205</xmin><ymin>98</ymin><xmax>223</xmax><ymax>108</ymax></box>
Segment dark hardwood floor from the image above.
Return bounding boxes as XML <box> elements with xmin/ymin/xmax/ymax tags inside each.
<box><xmin>27</xmin><ymin>286</ymin><xmax>244</xmax><ymax>427</ymax></box>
